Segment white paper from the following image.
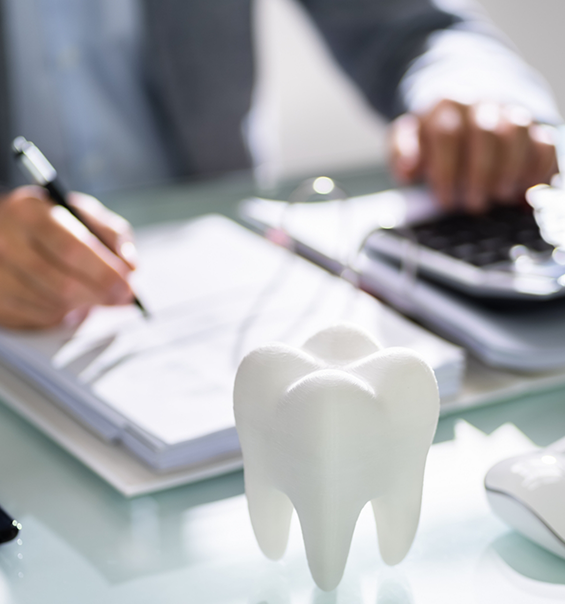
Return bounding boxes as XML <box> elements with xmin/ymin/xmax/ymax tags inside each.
<box><xmin>0</xmin><ymin>215</ymin><xmax>464</xmax><ymax>467</ymax></box>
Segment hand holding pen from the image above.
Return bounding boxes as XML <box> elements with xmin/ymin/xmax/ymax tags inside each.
<box><xmin>0</xmin><ymin>137</ymin><xmax>145</xmax><ymax>329</ymax></box>
<box><xmin>13</xmin><ymin>137</ymin><xmax>148</xmax><ymax>318</ymax></box>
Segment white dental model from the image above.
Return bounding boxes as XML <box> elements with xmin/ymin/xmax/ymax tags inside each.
<box><xmin>233</xmin><ymin>323</ymin><xmax>439</xmax><ymax>591</ymax></box>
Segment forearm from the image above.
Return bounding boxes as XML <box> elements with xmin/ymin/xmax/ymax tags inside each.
<box><xmin>400</xmin><ymin>27</ymin><xmax>562</xmax><ymax>125</ymax></box>
<box><xmin>298</xmin><ymin>0</ymin><xmax>461</xmax><ymax>120</ymax></box>
<box><xmin>300</xmin><ymin>0</ymin><xmax>561</xmax><ymax>125</ymax></box>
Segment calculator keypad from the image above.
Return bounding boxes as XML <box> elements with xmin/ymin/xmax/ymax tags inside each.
<box><xmin>408</xmin><ymin>206</ymin><xmax>553</xmax><ymax>267</ymax></box>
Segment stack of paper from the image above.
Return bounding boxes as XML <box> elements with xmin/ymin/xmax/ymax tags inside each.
<box><xmin>0</xmin><ymin>215</ymin><xmax>464</xmax><ymax>472</ymax></box>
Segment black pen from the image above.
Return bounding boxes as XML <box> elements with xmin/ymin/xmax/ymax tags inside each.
<box><xmin>12</xmin><ymin>136</ymin><xmax>149</xmax><ymax>318</ymax></box>
<box><xmin>0</xmin><ymin>504</ymin><xmax>21</xmax><ymax>544</ymax></box>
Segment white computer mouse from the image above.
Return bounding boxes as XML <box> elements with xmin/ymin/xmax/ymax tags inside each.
<box><xmin>485</xmin><ymin>449</ymin><xmax>565</xmax><ymax>559</ymax></box>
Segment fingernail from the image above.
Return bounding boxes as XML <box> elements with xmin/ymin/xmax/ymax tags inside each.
<box><xmin>120</xmin><ymin>240</ymin><xmax>138</xmax><ymax>268</ymax></box>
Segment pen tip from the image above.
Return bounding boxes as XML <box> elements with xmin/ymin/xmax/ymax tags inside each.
<box><xmin>134</xmin><ymin>297</ymin><xmax>151</xmax><ymax>319</ymax></box>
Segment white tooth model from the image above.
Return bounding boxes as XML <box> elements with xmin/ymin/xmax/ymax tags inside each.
<box><xmin>234</xmin><ymin>323</ymin><xmax>439</xmax><ymax>591</ymax></box>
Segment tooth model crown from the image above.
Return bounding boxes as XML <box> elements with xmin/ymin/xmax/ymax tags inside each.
<box><xmin>234</xmin><ymin>323</ymin><xmax>439</xmax><ymax>591</ymax></box>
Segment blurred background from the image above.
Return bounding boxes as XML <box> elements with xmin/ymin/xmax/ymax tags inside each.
<box><xmin>249</xmin><ymin>0</ymin><xmax>565</xmax><ymax>187</ymax></box>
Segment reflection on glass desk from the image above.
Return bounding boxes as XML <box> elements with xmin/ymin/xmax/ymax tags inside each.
<box><xmin>1</xmin><ymin>169</ymin><xmax>565</xmax><ymax>604</ymax></box>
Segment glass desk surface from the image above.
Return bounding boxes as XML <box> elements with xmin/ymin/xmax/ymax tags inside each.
<box><xmin>1</xmin><ymin>169</ymin><xmax>565</xmax><ymax>604</ymax></box>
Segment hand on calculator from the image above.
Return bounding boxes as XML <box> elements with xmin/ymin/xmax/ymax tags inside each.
<box><xmin>389</xmin><ymin>99</ymin><xmax>557</xmax><ymax>213</ymax></box>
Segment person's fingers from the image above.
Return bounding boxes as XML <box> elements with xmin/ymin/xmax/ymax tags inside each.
<box><xmin>0</xmin><ymin>269</ymin><xmax>67</xmax><ymax>329</ymax></box>
<box><xmin>522</xmin><ymin>124</ymin><xmax>558</xmax><ymax>190</ymax></box>
<box><xmin>0</xmin><ymin>187</ymin><xmax>110</xmax><ymax>309</ymax></box>
<box><xmin>0</xmin><ymin>185</ymin><xmax>137</xmax><ymax>328</ymax></box>
<box><xmin>490</xmin><ymin>106</ymin><xmax>532</xmax><ymax>203</ymax></box>
<box><xmin>392</xmin><ymin>100</ymin><xmax>559</xmax><ymax>214</ymax></box>
<box><xmin>11</xmin><ymin>243</ymin><xmax>102</xmax><ymax>309</ymax></box>
<box><xmin>422</xmin><ymin>100</ymin><xmax>466</xmax><ymax>210</ymax></box>
<box><xmin>68</xmin><ymin>193</ymin><xmax>138</xmax><ymax>269</ymax></box>
<box><xmin>389</xmin><ymin>113</ymin><xmax>423</xmax><ymax>184</ymax></box>
<box><xmin>464</xmin><ymin>103</ymin><xmax>500</xmax><ymax>212</ymax></box>
<box><xmin>28</xmin><ymin>205</ymin><xmax>134</xmax><ymax>307</ymax></box>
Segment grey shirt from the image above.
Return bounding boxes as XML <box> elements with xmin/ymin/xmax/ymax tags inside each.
<box><xmin>0</xmin><ymin>0</ymin><xmax>561</xmax><ymax>194</ymax></box>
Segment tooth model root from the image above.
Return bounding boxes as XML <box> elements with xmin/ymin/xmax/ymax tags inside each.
<box><xmin>245</xmin><ymin>471</ymin><xmax>293</xmax><ymax>560</ymax></box>
<box><xmin>234</xmin><ymin>324</ymin><xmax>439</xmax><ymax>591</ymax></box>
<box><xmin>372</xmin><ymin>460</ymin><xmax>427</xmax><ymax>566</ymax></box>
<box><xmin>295</xmin><ymin>499</ymin><xmax>364</xmax><ymax>591</ymax></box>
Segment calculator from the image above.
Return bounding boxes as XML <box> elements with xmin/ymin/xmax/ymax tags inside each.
<box><xmin>363</xmin><ymin>204</ymin><xmax>565</xmax><ymax>300</ymax></box>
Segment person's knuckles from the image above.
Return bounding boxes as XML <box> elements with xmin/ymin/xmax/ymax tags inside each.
<box><xmin>426</xmin><ymin>99</ymin><xmax>467</xmax><ymax>123</ymax></box>
<box><xmin>427</xmin><ymin>115</ymin><xmax>463</xmax><ymax>147</ymax></box>
<box><xmin>471</xmin><ymin>102</ymin><xmax>502</xmax><ymax>134</ymax></box>
<box><xmin>495</xmin><ymin>118</ymin><xmax>527</xmax><ymax>155</ymax></box>
<box><xmin>427</xmin><ymin>106</ymin><xmax>466</xmax><ymax>164</ymax></box>
<box><xmin>504</xmin><ymin>105</ymin><xmax>532</xmax><ymax>129</ymax></box>
<box><xmin>418</xmin><ymin>101</ymin><xmax>467</xmax><ymax>195</ymax></box>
